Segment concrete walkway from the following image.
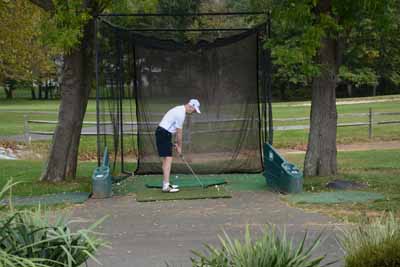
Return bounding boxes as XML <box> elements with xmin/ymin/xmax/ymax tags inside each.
<box><xmin>73</xmin><ymin>191</ymin><xmax>345</xmax><ymax>267</ymax></box>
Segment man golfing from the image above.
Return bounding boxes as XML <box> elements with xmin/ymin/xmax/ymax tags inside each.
<box><xmin>155</xmin><ymin>99</ymin><xmax>201</xmax><ymax>193</ymax></box>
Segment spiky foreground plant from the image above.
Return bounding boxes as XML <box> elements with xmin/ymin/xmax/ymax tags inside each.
<box><xmin>339</xmin><ymin>213</ymin><xmax>400</xmax><ymax>267</ymax></box>
<box><xmin>190</xmin><ymin>225</ymin><xmax>330</xmax><ymax>267</ymax></box>
<box><xmin>0</xmin><ymin>180</ymin><xmax>107</xmax><ymax>267</ymax></box>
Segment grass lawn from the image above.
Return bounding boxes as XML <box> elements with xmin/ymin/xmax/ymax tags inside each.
<box><xmin>0</xmin><ymin>99</ymin><xmax>95</xmax><ymax>112</ymax></box>
<box><xmin>1</xmin><ymin>95</ymin><xmax>399</xmax><ymax>215</ymax></box>
<box><xmin>0</xmin><ymin>160</ymin><xmax>96</xmax><ymax>197</ymax></box>
<box><xmin>1</xmin><ymin>95</ymin><xmax>399</xmax><ymax>160</ymax></box>
<box><xmin>285</xmin><ymin>149</ymin><xmax>400</xmax><ymax>221</ymax></box>
<box><xmin>0</xmin><ymin>99</ymin><xmax>98</xmax><ymax>136</ymax></box>
<box><xmin>0</xmin><ymin>148</ymin><xmax>399</xmax><ymax>221</ymax></box>
<box><xmin>273</xmin><ymin>123</ymin><xmax>400</xmax><ymax>148</ymax></box>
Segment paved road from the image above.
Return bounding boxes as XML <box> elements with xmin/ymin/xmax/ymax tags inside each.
<box><xmin>73</xmin><ymin>191</ymin><xmax>345</xmax><ymax>267</ymax></box>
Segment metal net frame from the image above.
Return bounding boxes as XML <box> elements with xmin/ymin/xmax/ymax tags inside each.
<box><xmin>94</xmin><ymin>12</ymin><xmax>273</xmax><ymax>178</ymax></box>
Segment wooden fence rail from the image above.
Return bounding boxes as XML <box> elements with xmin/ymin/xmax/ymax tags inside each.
<box><xmin>23</xmin><ymin>110</ymin><xmax>400</xmax><ymax>144</ymax></box>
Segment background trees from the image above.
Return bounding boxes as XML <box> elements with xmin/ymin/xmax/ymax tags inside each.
<box><xmin>27</xmin><ymin>0</ymin><xmax>109</xmax><ymax>181</ymax></box>
<box><xmin>247</xmin><ymin>0</ymin><xmax>399</xmax><ymax>176</ymax></box>
<box><xmin>0</xmin><ymin>0</ymin><xmax>56</xmax><ymax>99</ymax></box>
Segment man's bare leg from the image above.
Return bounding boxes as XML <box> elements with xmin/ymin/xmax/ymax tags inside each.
<box><xmin>162</xmin><ymin>156</ymin><xmax>173</xmax><ymax>185</ymax></box>
<box><xmin>162</xmin><ymin>156</ymin><xmax>179</xmax><ymax>192</ymax></box>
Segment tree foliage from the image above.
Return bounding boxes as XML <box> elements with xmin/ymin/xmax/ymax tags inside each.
<box><xmin>243</xmin><ymin>0</ymin><xmax>400</xmax><ymax>176</ymax></box>
<box><xmin>38</xmin><ymin>0</ymin><xmax>115</xmax><ymax>52</ymax></box>
<box><xmin>337</xmin><ymin>1</ymin><xmax>400</xmax><ymax>93</ymax></box>
<box><xmin>20</xmin><ymin>0</ymin><xmax>400</xmax><ymax>181</ymax></box>
<box><xmin>225</xmin><ymin>0</ymin><xmax>396</xmax><ymax>97</ymax></box>
<box><xmin>0</xmin><ymin>0</ymin><xmax>55</xmax><ymax>87</ymax></box>
<box><xmin>40</xmin><ymin>0</ymin><xmax>92</xmax><ymax>52</ymax></box>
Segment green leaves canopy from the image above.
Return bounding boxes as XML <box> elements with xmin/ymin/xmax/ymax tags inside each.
<box><xmin>252</xmin><ymin>0</ymin><xmax>400</xmax><ymax>90</ymax></box>
<box><xmin>0</xmin><ymin>0</ymin><xmax>55</xmax><ymax>83</ymax></box>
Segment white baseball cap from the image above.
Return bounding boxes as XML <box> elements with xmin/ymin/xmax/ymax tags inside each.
<box><xmin>189</xmin><ymin>99</ymin><xmax>201</xmax><ymax>114</ymax></box>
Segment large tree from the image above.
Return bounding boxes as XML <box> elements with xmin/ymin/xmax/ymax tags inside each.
<box><xmin>304</xmin><ymin>0</ymin><xmax>399</xmax><ymax>176</ymax></box>
<box><xmin>251</xmin><ymin>0</ymin><xmax>398</xmax><ymax>176</ymax></box>
<box><xmin>29</xmin><ymin>0</ymin><xmax>109</xmax><ymax>181</ymax></box>
<box><xmin>30</xmin><ymin>0</ymin><xmax>158</xmax><ymax>181</ymax></box>
<box><xmin>303</xmin><ymin>0</ymin><xmax>338</xmax><ymax>176</ymax></box>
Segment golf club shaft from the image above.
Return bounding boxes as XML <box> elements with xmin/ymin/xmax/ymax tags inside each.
<box><xmin>180</xmin><ymin>154</ymin><xmax>204</xmax><ymax>187</ymax></box>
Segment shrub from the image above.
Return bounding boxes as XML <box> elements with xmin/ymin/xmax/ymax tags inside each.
<box><xmin>339</xmin><ymin>213</ymin><xmax>400</xmax><ymax>267</ymax></box>
<box><xmin>0</xmin><ymin>179</ymin><xmax>107</xmax><ymax>267</ymax></box>
<box><xmin>190</xmin><ymin>225</ymin><xmax>329</xmax><ymax>267</ymax></box>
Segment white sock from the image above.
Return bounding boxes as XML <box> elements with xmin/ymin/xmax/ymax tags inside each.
<box><xmin>163</xmin><ymin>182</ymin><xmax>170</xmax><ymax>189</ymax></box>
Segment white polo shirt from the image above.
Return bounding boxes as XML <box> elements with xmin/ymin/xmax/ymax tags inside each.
<box><xmin>159</xmin><ymin>105</ymin><xmax>186</xmax><ymax>133</ymax></box>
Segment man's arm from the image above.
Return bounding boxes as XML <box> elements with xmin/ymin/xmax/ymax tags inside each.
<box><xmin>175</xmin><ymin>128</ymin><xmax>183</xmax><ymax>154</ymax></box>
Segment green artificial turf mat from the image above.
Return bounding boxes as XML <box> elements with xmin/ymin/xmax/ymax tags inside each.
<box><xmin>223</xmin><ymin>174</ymin><xmax>268</xmax><ymax>191</ymax></box>
<box><xmin>286</xmin><ymin>191</ymin><xmax>385</xmax><ymax>204</ymax></box>
<box><xmin>113</xmin><ymin>174</ymin><xmax>268</xmax><ymax>197</ymax></box>
<box><xmin>113</xmin><ymin>176</ymin><xmax>145</xmax><ymax>196</ymax></box>
<box><xmin>136</xmin><ymin>186</ymin><xmax>231</xmax><ymax>202</ymax></box>
<box><xmin>145</xmin><ymin>177</ymin><xmax>226</xmax><ymax>188</ymax></box>
<box><xmin>0</xmin><ymin>192</ymin><xmax>90</xmax><ymax>207</ymax></box>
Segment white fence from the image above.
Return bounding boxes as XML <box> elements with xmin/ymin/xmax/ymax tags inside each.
<box><xmin>23</xmin><ymin>109</ymin><xmax>400</xmax><ymax>144</ymax></box>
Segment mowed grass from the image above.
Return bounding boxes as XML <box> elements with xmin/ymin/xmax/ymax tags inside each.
<box><xmin>0</xmin><ymin>95</ymin><xmax>399</xmax><ymax>159</ymax></box>
<box><xmin>0</xmin><ymin>160</ymin><xmax>96</xmax><ymax>197</ymax></box>
<box><xmin>274</xmin><ymin>123</ymin><xmax>400</xmax><ymax>148</ymax></box>
<box><xmin>0</xmin><ymin>99</ymin><xmax>96</xmax><ymax>112</ymax></box>
<box><xmin>1</xmin><ymin>95</ymin><xmax>399</xmax><ymax>130</ymax></box>
<box><xmin>0</xmin><ymin>99</ymin><xmax>97</xmax><ymax>136</ymax></box>
<box><xmin>0</xmin><ymin>148</ymin><xmax>398</xmax><ymax>219</ymax></box>
<box><xmin>285</xmin><ymin>149</ymin><xmax>400</xmax><ymax>220</ymax></box>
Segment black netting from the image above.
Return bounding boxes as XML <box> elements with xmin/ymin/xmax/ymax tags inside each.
<box><xmin>97</xmin><ymin>23</ymin><xmax>137</xmax><ymax>176</ymax></box>
<box><xmin>96</xmin><ymin>18</ymin><xmax>269</xmax><ymax>176</ymax></box>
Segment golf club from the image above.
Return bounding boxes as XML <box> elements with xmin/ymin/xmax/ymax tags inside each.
<box><xmin>179</xmin><ymin>153</ymin><xmax>205</xmax><ymax>188</ymax></box>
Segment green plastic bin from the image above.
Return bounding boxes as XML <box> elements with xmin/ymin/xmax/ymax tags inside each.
<box><xmin>92</xmin><ymin>147</ymin><xmax>112</xmax><ymax>198</ymax></box>
<box><xmin>263</xmin><ymin>143</ymin><xmax>303</xmax><ymax>194</ymax></box>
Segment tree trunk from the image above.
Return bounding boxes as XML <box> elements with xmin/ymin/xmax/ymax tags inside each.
<box><xmin>280</xmin><ymin>86</ymin><xmax>288</xmax><ymax>101</ymax></box>
<box><xmin>49</xmin><ymin>85</ymin><xmax>54</xmax><ymax>98</ymax></box>
<box><xmin>38</xmin><ymin>85</ymin><xmax>43</xmax><ymax>99</ymax></box>
<box><xmin>31</xmin><ymin>87</ymin><xmax>36</xmax><ymax>99</ymax></box>
<box><xmin>65</xmin><ymin>18</ymin><xmax>95</xmax><ymax>178</ymax></box>
<box><xmin>347</xmin><ymin>83</ymin><xmax>352</xmax><ymax>97</ymax></box>
<box><xmin>44</xmin><ymin>82</ymin><xmax>49</xmax><ymax>99</ymax></box>
<box><xmin>4</xmin><ymin>87</ymin><xmax>13</xmax><ymax>99</ymax></box>
<box><xmin>304</xmin><ymin>0</ymin><xmax>338</xmax><ymax>177</ymax></box>
<box><xmin>41</xmin><ymin>19</ymin><xmax>95</xmax><ymax>181</ymax></box>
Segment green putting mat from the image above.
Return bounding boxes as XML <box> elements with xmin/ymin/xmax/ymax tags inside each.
<box><xmin>0</xmin><ymin>192</ymin><xmax>91</xmax><ymax>207</ymax></box>
<box><xmin>145</xmin><ymin>177</ymin><xmax>226</xmax><ymax>188</ymax></box>
<box><xmin>113</xmin><ymin>174</ymin><xmax>267</xmax><ymax>197</ymax></box>
<box><xmin>287</xmin><ymin>191</ymin><xmax>385</xmax><ymax>204</ymax></box>
<box><xmin>136</xmin><ymin>186</ymin><xmax>231</xmax><ymax>202</ymax></box>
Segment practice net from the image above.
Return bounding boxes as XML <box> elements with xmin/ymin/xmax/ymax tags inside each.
<box><xmin>96</xmin><ymin>18</ymin><xmax>269</xmax><ymax>176</ymax></box>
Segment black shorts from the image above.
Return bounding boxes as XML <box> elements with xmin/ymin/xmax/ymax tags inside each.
<box><xmin>155</xmin><ymin>126</ymin><xmax>173</xmax><ymax>157</ymax></box>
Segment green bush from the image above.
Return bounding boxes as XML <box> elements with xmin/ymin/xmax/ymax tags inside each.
<box><xmin>0</xmin><ymin>180</ymin><xmax>107</xmax><ymax>267</ymax></box>
<box><xmin>189</xmin><ymin>225</ymin><xmax>329</xmax><ymax>267</ymax></box>
<box><xmin>339</xmin><ymin>213</ymin><xmax>400</xmax><ymax>267</ymax></box>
